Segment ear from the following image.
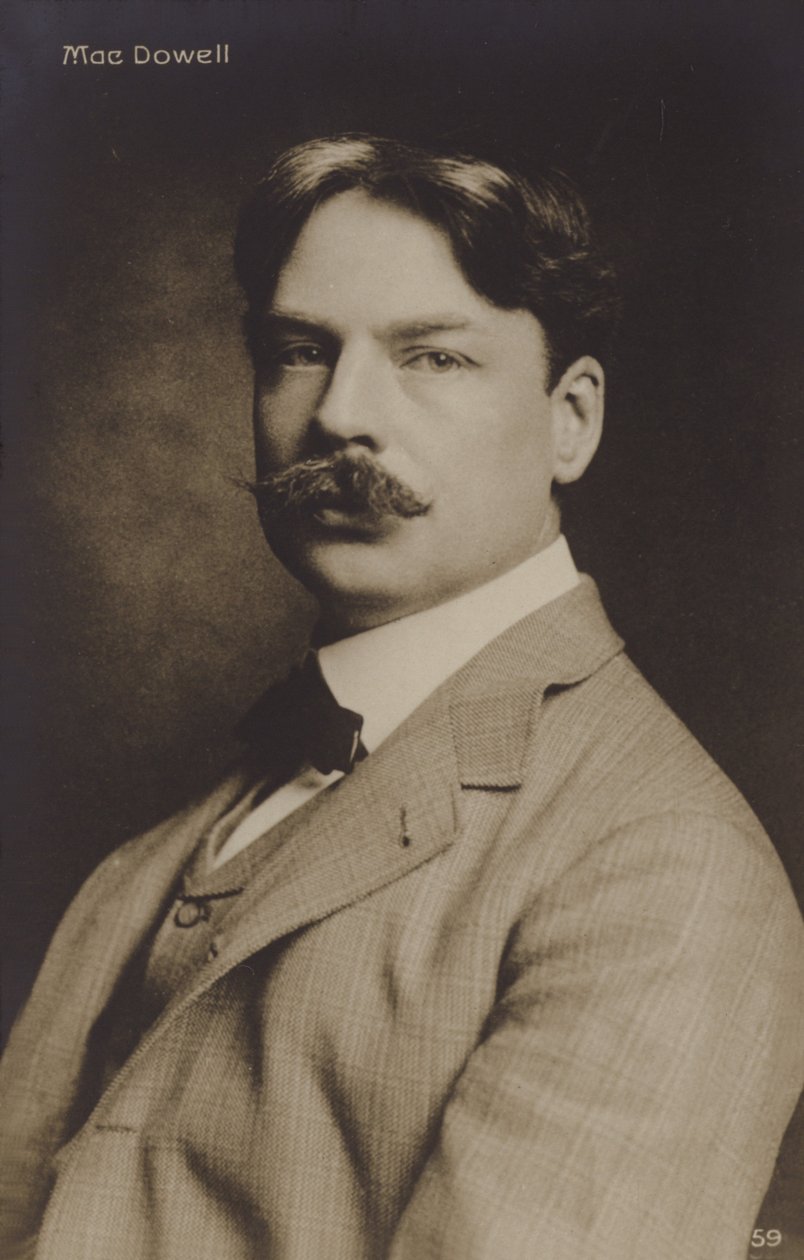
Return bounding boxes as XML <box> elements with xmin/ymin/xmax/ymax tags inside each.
<box><xmin>549</xmin><ymin>356</ymin><xmax>604</xmax><ymax>485</ymax></box>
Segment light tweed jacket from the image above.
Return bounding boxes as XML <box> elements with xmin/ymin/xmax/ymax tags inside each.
<box><xmin>2</xmin><ymin>579</ymin><xmax>803</xmax><ymax>1260</ymax></box>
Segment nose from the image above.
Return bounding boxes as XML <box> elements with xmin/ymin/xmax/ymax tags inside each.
<box><xmin>313</xmin><ymin>344</ymin><xmax>388</xmax><ymax>451</ymax></box>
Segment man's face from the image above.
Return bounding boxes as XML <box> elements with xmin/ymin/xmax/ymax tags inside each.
<box><xmin>252</xmin><ymin>190</ymin><xmax>591</xmax><ymax>634</ymax></box>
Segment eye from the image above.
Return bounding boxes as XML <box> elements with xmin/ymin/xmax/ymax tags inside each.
<box><xmin>404</xmin><ymin>350</ymin><xmax>465</xmax><ymax>374</ymax></box>
<box><xmin>274</xmin><ymin>343</ymin><xmax>330</xmax><ymax>369</ymax></box>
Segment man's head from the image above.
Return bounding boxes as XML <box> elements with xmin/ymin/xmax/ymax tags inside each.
<box><xmin>235</xmin><ymin>135</ymin><xmax>619</xmax><ymax>636</ymax></box>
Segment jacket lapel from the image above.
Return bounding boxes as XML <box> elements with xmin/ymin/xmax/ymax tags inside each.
<box><xmin>129</xmin><ymin>683</ymin><xmax>462</xmax><ymax>1057</ymax></box>
<box><xmin>450</xmin><ymin>575</ymin><xmax>623</xmax><ymax>781</ymax></box>
<box><xmin>122</xmin><ymin>578</ymin><xmax>623</xmax><ymax>1063</ymax></box>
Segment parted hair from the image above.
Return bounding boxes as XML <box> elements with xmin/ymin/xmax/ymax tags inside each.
<box><xmin>234</xmin><ymin>133</ymin><xmax>620</xmax><ymax>388</ymax></box>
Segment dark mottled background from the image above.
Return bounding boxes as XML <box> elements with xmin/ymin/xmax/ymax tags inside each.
<box><xmin>2</xmin><ymin>0</ymin><xmax>803</xmax><ymax>1242</ymax></box>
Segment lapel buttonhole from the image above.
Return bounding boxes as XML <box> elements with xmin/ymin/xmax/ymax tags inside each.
<box><xmin>399</xmin><ymin>806</ymin><xmax>412</xmax><ymax>847</ymax></box>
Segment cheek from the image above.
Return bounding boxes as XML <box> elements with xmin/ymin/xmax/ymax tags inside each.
<box><xmin>449</xmin><ymin>396</ymin><xmax>551</xmax><ymax>487</ymax></box>
<box><xmin>495</xmin><ymin>391</ymin><xmax>554</xmax><ymax>480</ymax></box>
<box><xmin>445</xmin><ymin>420</ymin><xmax>553</xmax><ymax>543</ymax></box>
<box><xmin>254</xmin><ymin>385</ymin><xmax>312</xmax><ymax>458</ymax></box>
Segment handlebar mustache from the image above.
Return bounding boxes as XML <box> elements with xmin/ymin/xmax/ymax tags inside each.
<box><xmin>243</xmin><ymin>452</ymin><xmax>430</xmax><ymax>521</ymax></box>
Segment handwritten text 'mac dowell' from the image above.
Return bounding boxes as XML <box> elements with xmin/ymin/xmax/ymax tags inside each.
<box><xmin>63</xmin><ymin>45</ymin><xmax>230</xmax><ymax>67</ymax></box>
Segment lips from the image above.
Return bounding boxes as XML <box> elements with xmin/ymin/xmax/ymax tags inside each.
<box><xmin>307</xmin><ymin>490</ymin><xmax>403</xmax><ymax>535</ymax></box>
<box><xmin>307</xmin><ymin>485</ymin><xmax>376</xmax><ymax>516</ymax></box>
<box><xmin>310</xmin><ymin>505</ymin><xmax>394</xmax><ymax>533</ymax></box>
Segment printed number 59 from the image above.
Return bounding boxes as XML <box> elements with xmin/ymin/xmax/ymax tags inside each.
<box><xmin>752</xmin><ymin>1229</ymin><xmax>782</xmax><ymax>1247</ymax></box>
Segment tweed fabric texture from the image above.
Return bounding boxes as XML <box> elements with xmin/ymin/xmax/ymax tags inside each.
<box><xmin>1</xmin><ymin>579</ymin><xmax>803</xmax><ymax>1260</ymax></box>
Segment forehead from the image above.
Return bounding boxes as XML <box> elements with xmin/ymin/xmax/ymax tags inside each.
<box><xmin>277</xmin><ymin>191</ymin><xmax>478</xmax><ymax>309</ymax></box>
<box><xmin>271</xmin><ymin>190</ymin><xmax>546</xmax><ymax>355</ymax></box>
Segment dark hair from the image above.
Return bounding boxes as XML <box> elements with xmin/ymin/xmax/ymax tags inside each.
<box><xmin>234</xmin><ymin>134</ymin><xmax>620</xmax><ymax>388</ymax></box>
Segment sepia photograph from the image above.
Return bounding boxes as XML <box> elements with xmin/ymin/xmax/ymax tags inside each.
<box><xmin>2</xmin><ymin>2</ymin><xmax>803</xmax><ymax>1256</ymax></box>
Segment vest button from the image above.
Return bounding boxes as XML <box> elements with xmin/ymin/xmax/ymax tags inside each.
<box><xmin>174</xmin><ymin>899</ymin><xmax>207</xmax><ymax>928</ymax></box>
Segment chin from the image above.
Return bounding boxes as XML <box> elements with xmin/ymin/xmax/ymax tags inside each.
<box><xmin>284</xmin><ymin>535</ymin><xmax>454</xmax><ymax>633</ymax></box>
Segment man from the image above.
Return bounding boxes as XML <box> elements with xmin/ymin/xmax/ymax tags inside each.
<box><xmin>1</xmin><ymin>134</ymin><xmax>802</xmax><ymax>1259</ymax></box>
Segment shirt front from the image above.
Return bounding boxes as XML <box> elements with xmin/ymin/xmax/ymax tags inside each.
<box><xmin>212</xmin><ymin>534</ymin><xmax>579</xmax><ymax>867</ymax></box>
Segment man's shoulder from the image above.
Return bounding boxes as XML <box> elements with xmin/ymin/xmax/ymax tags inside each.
<box><xmin>549</xmin><ymin>646</ymin><xmax>761</xmax><ymax>825</ymax></box>
<box><xmin>69</xmin><ymin>764</ymin><xmax>250</xmax><ymax>903</ymax></box>
<box><xmin>509</xmin><ymin>643</ymin><xmax>804</xmax><ymax>956</ymax></box>
<box><xmin>465</xmin><ymin>577</ymin><xmax>785</xmax><ymax>881</ymax></box>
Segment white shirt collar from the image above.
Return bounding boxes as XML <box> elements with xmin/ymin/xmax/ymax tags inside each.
<box><xmin>317</xmin><ymin>535</ymin><xmax>579</xmax><ymax>753</ymax></box>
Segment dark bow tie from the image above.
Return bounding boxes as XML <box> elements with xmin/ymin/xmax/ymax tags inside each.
<box><xmin>238</xmin><ymin>652</ymin><xmax>367</xmax><ymax>776</ymax></box>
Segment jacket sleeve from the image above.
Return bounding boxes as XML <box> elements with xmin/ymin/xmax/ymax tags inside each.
<box><xmin>387</xmin><ymin>811</ymin><xmax>804</xmax><ymax>1260</ymax></box>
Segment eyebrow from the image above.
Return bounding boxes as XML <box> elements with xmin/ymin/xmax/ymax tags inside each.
<box><xmin>382</xmin><ymin>316</ymin><xmax>476</xmax><ymax>340</ymax></box>
<box><xmin>260</xmin><ymin>310</ymin><xmax>338</xmax><ymax>337</ymax></box>
<box><xmin>263</xmin><ymin>309</ymin><xmax>480</xmax><ymax>341</ymax></box>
